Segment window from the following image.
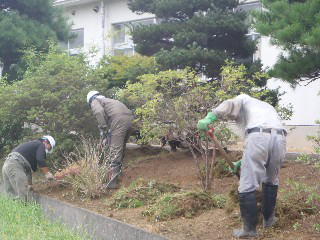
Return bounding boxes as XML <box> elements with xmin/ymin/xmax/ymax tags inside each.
<box><xmin>69</xmin><ymin>28</ymin><xmax>84</xmax><ymax>49</ymax></box>
<box><xmin>112</xmin><ymin>18</ymin><xmax>156</xmax><ymax>56</ymax></box>
<box><xmin>113</xmin><ymin>48</ymin><xmax>134</xmax><ymax>56</ymax></box>
<box><xmin>59</xmin><ymin>28</ymin><xmax>84</xmax><ymax>55</ymax></box>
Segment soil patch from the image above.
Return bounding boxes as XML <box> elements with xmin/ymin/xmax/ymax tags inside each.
<box><xmin>33</xmin><ymin>148</ymin><xmax>320</xmax><ymax>240</ymax></box>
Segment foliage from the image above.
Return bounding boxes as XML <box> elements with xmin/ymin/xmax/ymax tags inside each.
<box><xmin>119</xmin><ymin>62</ymin><xmax>282</xmax><ymax>191</ymax></box>
<box><xmin>128</xmin><ymin>0</ymin><xmax>256</xmax><ymax>80</ymax></box>
<box><xmin>56</xmin><ymin>138</ymin><xmax>109</xmax><ymax>199</ymax></box>
<box><xmin>0</xmin><ymin>0</ymin><xmax>71</xmax><ymax>82</ymax></box>
<box><xmin>253</xmin><ymin>0</ymin><xmax>320</xmax><ymax>85</ymax></box>
<box><xmin>276</xmin><ymin>103</ymin><xmax>294</xmax><ymax>121</ymax></box>
<box><xmin>142</xmin><ymin>191</ymin><xmax>220</xmax><ymax>221</ymax></box>
<box><xmin>307</xmin><ymin>121</ymin><xmax>320</xmax><ymax>155</ymax></box>
<box><xmin>119</xmin><ymin>62</ymin><xmax>281</xmax><ymax>145</ymax></box>
<box><xmin>107</xmin><ymin>178</ymin><xmax>180</xmax><ymax>209</ymax></box>
<box><xmin>93</xmin><ymin>55</ymin><xmax>159</xmax><ymax>98</ymax></box>
<box><xmin>0</xmin><ymin>195</ymin><xmax>87</xmax><ymax>240</ymax></box>
<box><xmin>0</xmin><ymin>47</ymin><xmax>101</xmax><ymax>158</ymax></box>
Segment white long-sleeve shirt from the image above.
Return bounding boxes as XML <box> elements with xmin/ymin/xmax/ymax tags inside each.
<box><xmin>212</xmin><ymin>94</ymin><xmax>284</xmax><ymax>134</ymax></box>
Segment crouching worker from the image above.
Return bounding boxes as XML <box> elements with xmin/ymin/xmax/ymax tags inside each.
<box><xmin>2</xmin><ymin>136</ymin><xmax>56</xmax><ymax>201</ymax></box>
<box><xmin>197</xmin><ymin>94</ymin><xmax>287</xmax><ymax>238</ymax></box>
<box><xmin>87</xmin><ymin>90</ymin><xmax>134</xmax><ymax>189</ymax></box>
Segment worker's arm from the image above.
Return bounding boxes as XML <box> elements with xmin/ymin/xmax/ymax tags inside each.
<box><xmin>213</xmin><ymin>96</ymin><xmax>243</xmax><ymax>120</ymax></box>
<box><xmin>91</xmin><ymin>99</ymin><xmax>108</xmax><ymax>132</ymax></box>
<box><xmin>36</xmin><ymin>145</ymin><xmax>54</xmax><ymax>180</ymax></box>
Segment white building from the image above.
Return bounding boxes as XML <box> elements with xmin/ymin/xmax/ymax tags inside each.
<box><xmin>54</xmin><ymin>0</ymin><xmax>319</xmax><ymax>151</ymax></box>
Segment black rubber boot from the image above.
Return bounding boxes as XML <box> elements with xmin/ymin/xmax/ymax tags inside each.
<box><xmin>233</xmin><ymin>191</ymin><xmax>258</xmax><ymax>238</ymax></box>
<box><xmin>262</xmin><ymin>183</ymin><xmax>278</xmax><ymax>228</ymax></box>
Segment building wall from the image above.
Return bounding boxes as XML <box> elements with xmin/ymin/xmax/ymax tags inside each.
<box><xmin>261</xmin><ymin>36</ymin><xmax>320</xmax><ymax>125</ymax></box>
<box><xmin>60</xmin><ymin>1</ymin><xmax>104</xmax><ymax>62</ymax></box>
<box><xmin>59</xmin><ymin>0</ymin><xmax>154</xmax><ymax>60</ymax></box>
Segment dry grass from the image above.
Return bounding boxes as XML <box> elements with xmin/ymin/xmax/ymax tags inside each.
<box><xmin>55</xmin><ymin>138</ymin><xmax>109</xmax><ymax>199</ymax></box>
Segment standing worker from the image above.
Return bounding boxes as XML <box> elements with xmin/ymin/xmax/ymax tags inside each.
<box><xmin>197</xmin><ymin>94</ymin><xmax>287</xmax><ymax>238</ymax></box>
<box><xmin>2</xmin><ymin>136</ymin><xmax>56</xmax><ymax>201</ymax></box>
<box><xmin>87</xmin><ymin>90</ymin><xmax>134</xmax><ymax>189</ymax></box>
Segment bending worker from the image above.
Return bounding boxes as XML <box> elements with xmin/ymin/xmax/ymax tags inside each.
<box><xmin>2</xmin><ymin>136</ymin><xmax>56</xmax><ymax>201</ymax></box>
<box><xmin>87</xmin><ymin>90</ymin><xmax>134</xmax><ymax>189</ymax></box>
<box><xmin>197</xmin><ymin>94</ymin><xmax>286</xmax><ymax>238</ymax></box>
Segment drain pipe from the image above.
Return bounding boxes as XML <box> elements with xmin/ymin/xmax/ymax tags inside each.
<box><xmin>101</xmin><ymin>0</ymin><xmax>106</xmax><ymax>56</ymax></box>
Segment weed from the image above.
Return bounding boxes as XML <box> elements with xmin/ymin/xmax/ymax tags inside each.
<box><xmin>212</xmin><ymin>194</ymin><xmax>227</xmax><ymax>208</ymax></box>
<box><xmin>292</xmin><ymin>222</ymin><xmax>301</xmax><ymax>231</ymax></box>
<box><xmin>314</xmin><ymin>224</ymin><xmax>320</xmax><ymax>232</ymax></box>
<box><xmin>296</xmin><ymin>153</ymin><xmax>315</xmax><ymax>165</ymax></box>
<box><xmin>106</xmin><ymin>178</ymin><xmax>180</xmax><ymax>209</ymax></box>
<box><xmin>142</xmin><ymin>191</ymin><xmax>218</xmax><ymax>221</ymax></box>
<box><xmin>56</xmin><ymin>137</ymin><xmax>109</xmax><ymax>199</ymax></box>
<box><xmin>277</xmin><ymin>180</ymin><xmax>320</xmax><ymax>227</ymax></box>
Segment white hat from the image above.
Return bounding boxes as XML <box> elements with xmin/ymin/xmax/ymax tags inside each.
<box><xmin>42</xmin><ymin>135</ymin><xmax>56</xmax><ymax>153</ymax></box>
<box><xmin>87</xmin><ymin>90</ymin><xmax>100</xmax><ymax>104</ymax></box>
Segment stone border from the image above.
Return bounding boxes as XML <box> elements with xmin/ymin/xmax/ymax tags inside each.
<box><xmin>285</xmin><ymin>152</ymin><xmax>320</xmax><ymax>161</ymax></box>
<box><xmin>32</xmin><ymin>193</ymin><xmax>167</xmax><ymax>240</ymax></box>
<box><xmin>0</xmin><ymin>185</ymin><xmax>167</xmax><ymax>240</ymax></box>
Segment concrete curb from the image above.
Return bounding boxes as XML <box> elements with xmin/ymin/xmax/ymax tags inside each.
<box><xmin>285</xmin><ymin>152</ymin><xmax>320</xmax><ymax>160</ymax></box>
<box><xmin>0</xmin><ymin>184</ymin><xmax>167</xmax><ymax>240</ymax></box>
<box><xmin>32</xmin><ymin>193</ymin><xmax>167</xmax><ymax>240</ymax></box>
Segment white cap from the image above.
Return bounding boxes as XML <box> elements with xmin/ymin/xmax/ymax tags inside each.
<box><xmin>42</xmin><ymin>135</ymin><xmax>56</xmax><ymax>153</ymax></box>
<box><xmin>87</xmin><ymin>90</ymin><xmax>100</xmax><ymax>104</ymax></box>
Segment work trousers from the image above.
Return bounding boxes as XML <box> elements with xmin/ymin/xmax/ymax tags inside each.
<box><xmin>107</xmin><ymin>115</ymin><xmax>133</xmax><ymax>169</ymax></box>
<box><xmin>239</xmin><ymin>130</ymin><xmax>286</xmax><ymax>193</ymax></box>
<box><xmin>2</xmin><ymin>152</ymin><xmax>33</xmax><ymax>201</ymax></box>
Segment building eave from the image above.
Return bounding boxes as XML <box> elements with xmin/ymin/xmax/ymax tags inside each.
<box><xmin>54</xmin><ymin>0</ymin><xmax>99</xmax><ymax>7</ymax></box>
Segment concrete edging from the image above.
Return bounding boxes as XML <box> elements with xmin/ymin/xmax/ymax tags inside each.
<box><xmin>32</xmin><ymin>193</ymin><xmax>167</xmax><ymax>240</ymax></box>
<box><xmin>0</xmin><ymin>184</ymin><xmax>167</xmax><ymax>240</ymax></box>
<box><xmin>285</xmin><ymin>152</ymin><xmax>320</xmax><ymax>160</ymax></box>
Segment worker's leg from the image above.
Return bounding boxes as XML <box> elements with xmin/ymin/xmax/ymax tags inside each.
<box><xmin>234</xmin><ymin>133</ymin><xmax>270</xmax><ymax>238</ymax></box>
<box><xmin>262</xmin><ymin>132</ymin><xmax>286</xmax><ymax>228</ymax></box>
<box><xmin>106</xmin><ymin>118</ymin><xmax>132</xmax><ymax>189</ymax></box>
<box><xmin>2</xmin><ymin>159</ymin><xmax>29</xmax><ymax>202</ymax></box>
<box><xmin>2</xmin><ymin>161</ymin><xmax>17</xmax><ymax>198</ymax></box>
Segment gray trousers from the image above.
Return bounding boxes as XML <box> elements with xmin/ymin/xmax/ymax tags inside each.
<box><xmin>107</xmin><ymin>115</ymin><xmax>133</xmax><ymax>169</ymax></box>
<box><xmin>2</xmin><ymin>152</ymin><xmax>33</xmax><ymax>201</ymax></box>
<box><xmin>239</xmin><ymin>130</ymin><xmax>286</xmax><ymax>193</ymax></box>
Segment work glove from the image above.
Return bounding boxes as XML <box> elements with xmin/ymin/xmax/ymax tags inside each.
<box><xmin>197</xmin><ymin>112</ymin><xmax>217</xmax><ymax>131</ymax></box>
<box><xmin>228</xmin><ymin>160</ymin><xmax>241</xmax><ymax>175</ymax></box>
<box><xmin>45</xmin><ymin>172</ymin><xmax>55</xmax><ymax>181</ymax></box>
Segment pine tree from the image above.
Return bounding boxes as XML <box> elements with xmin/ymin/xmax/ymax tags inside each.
<box><xmin>0</xmin><ymin>0</ymin><xmax>70</xmax><ymax>82</ymax></box>
<box><xmin>128</xmin><ymin>0</ymin><xmax>256</xmax><ymax>79</ymax></box>
<box><xmin>254</xmin><ymin>0</ymin><xmax>320</xmax><ymax>85</ymax></box>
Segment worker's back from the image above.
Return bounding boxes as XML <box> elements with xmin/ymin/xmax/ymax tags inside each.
<box><xmin>238</xmin><ymin>94</ymin><xmax>283</xmax><ymax>130</ymax></box>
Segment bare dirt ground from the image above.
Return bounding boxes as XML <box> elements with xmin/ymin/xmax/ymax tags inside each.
<box><xmin>34</xmin><ymin>148</ymin><xmax>320</xmax><ymax>240</ymax></box>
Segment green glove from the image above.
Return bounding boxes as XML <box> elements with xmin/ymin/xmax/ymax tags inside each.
<box><xmin>229</xmin><ymin>160</ymin><xmax>241</xmax><ymax>174</ymax></box>
<box><xmin>197</xmin><ymin>112</ymin><xmax>217</xmax><ymax>131</ymax></box>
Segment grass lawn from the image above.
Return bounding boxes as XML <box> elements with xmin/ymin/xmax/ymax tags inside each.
<box><xmin>0</xmin><ymin>195</ymin><xmax>88</xmax><ymax>240</ymax></box>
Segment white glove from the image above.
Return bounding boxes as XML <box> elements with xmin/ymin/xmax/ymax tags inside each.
<box><xmin>45</xmin><ymin>172</ymin><xmax>55</xmax><ymax>181</ymax></box>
